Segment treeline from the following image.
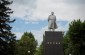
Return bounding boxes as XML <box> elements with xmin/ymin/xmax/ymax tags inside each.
<box><xmin>63</xmin><ymin>19</ymin><xmax>85</xmax><ymax>55</ymax></box>
<box><xmin>0</xmin><ymin>0</ymin><xmax>16</xmax><ymax>55</ymax></box>
<box><xmin>15</xmin><ymin>32</ymin><xmax>37</xmax><ymax>55</ymax></box>
<box><xmin>36</xmin><ymin>20</ymin><xmax>85</xmax><ymax>55</ymax></box>
<box><xmin>0</xmin><ymin>0</ymin><xmax>85</xmax><ymax>55</ymax></box>
<box><xmin>0</xmin><ymin>0</ymin><xmax>37</xmax><ymax>55</ymax></box>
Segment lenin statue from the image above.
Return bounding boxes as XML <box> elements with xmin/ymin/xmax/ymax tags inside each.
<box><xmin>48</xmin><ymin>12</ymin><xmax>58</xmax><ymax>31</ymax></box>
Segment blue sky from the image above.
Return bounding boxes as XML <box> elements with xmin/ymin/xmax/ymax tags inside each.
<box><xmin>10</xmin><ymin>18</ymin><xmax>68</xmax><ymax>32</ymax></box>
<box><xmin>10</xmin><ymin>0</ymin><xmax>85</xmax><ymax>45</ymax></box>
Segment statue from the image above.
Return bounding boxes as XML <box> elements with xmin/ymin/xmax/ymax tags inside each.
<box><xmin>48</xmin><ymin>12</ymin><xmax>58</xmax><ymax>31</ymax></box>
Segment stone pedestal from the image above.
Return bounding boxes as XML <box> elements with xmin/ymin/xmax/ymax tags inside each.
<box><xmin>43</xmin><ymin>31</ymin><xmax>64</xmax><ymax>55</ymax></box>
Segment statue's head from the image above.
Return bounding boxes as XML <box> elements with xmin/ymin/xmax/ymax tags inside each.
<box><xmin>51</xmin><ymin>12</ymin><xmax>54</xmax><ymax>15</ymax></box>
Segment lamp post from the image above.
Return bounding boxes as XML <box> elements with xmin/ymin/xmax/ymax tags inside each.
<box><xmin>28</xmin><ymin>51</ymin><xmax>30</xmax><ymax>55</ymax></box>
<box><xmin>69</xmin><ymin>53</ymin><xmax>71</xmax><ymax>55</ymax></box>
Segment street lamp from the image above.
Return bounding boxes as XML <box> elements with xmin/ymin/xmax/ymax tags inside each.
<box><xmin>69</xmin><ymin>53</ymin><xmax>71</xmax><ymax>55</ymax></box>
<box><xmin>28</xmin><ymin>50</ymin><xmax>30</xmax><ymax>54</ymax></box>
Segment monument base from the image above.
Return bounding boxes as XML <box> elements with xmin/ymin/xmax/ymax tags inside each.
<box><xmin>43</xmin><ymin>31</ymin><xmax>64</xmax><ymax>55</ymax></box>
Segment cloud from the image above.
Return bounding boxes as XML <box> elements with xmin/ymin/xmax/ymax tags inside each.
<box><xmin>57</xmin><ymin>21</ymin><xmax>69</xmax><ymax>31</ymax></box>
<box><xmin>31</xmin><ymin>21</ymin><xmax>69</xmax><ymax>45</ymax></box>
<box><xmin>13</xmin><ymin>32</ymin><xmax>23</xmax><ymax>40</ymax></box>
<box><xmin>31</xmin><ymin>30</ymin><xmax>43</xmax><ymax>45</ymax></box>
<box><xmin>10</xmin><ymin>0</ymin><xmax>85</xmax><ymax>22</ymax></box>
<box><xmin>11</xmin><ymin>0</ymin><xmax>85</xmax><ymax>45</ymax></box>
<box><xmin>10</xmin><ymin>0</ymin><xmax>36</xmax><ymax>22</ymax></box>
<box><xmin>33</xmin><ymin>0</ymin><xmax>85</xmax><ymax>21</ymax></box>
<box><xmin>64</xmin><ymin>0</ymin><xmax>85</xmax><ymax>5</ymax></box>
<box><xmin>13</xmin><ymin>31</ymin><xmax>43</xmax><ymax>45</ymax></box>
<box><xmin>13</xmin><ymin>20</ymin><xmax>69</xmax><ymax>45</ymax></box>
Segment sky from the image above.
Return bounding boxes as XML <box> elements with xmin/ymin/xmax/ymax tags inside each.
<box><xmin>9</xmin><ymin>0</ymin><xmax>85</xmax><ymax>45</ymax></box>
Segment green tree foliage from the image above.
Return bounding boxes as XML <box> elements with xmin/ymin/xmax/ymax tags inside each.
<box><xmin>63</xmin><ymin>34</ymin><xmax>70</xmax><ymax>55</ymax></box>
<box><xmin>16</xmin><ymin>32</ymin><xmax>37</xmax><ymax>55</ymax></box>
<box><xmin>63</xmin><ymin>19</ymin><xmax>85</xmax><ymax>55</ymax></box>
<box><xmin>35</xmin><ymin>42</ymin><xmax>43</xmax><ymax>55</ymax></box>
<box><xmin>0</xmin><ymin>0</ymin><xmax>16</xmax><ymax>55</ymax></box>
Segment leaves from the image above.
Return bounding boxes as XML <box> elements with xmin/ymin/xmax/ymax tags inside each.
<box><xmin>0</xmin><ymin>0</ymin><xmax>16</xmax><ymax>55</ymax></box>
<box><xmin>35</xmin><ymin>42</ymin><xmax>43</xmax><ymax>55</ymax></box>
<box><xmin>16</xmin><ymin>32</ymin><xmax>37</xmax><ymax>55</ymax></box>
<box><xmin>63</xmin><ymin>19</ymin><xmax>85</xmax><ymax>55</ymax></box>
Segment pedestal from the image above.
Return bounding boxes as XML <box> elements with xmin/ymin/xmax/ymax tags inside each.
<box><xmin>43</xmin><ymin>31</ymin><xmax>64</xmax><ymax>55</ymax></box>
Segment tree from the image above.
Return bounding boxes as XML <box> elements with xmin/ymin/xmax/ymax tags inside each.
<box><xmin>0</xmin><ymin>0</ymin><xmax>16</xmax><ymax>55</ymax></box>
<box><xmin>63</xmin><ymin>19</ymin><xmax>85</xmax><ymax>55</ymax></box>
<box><xmin>35</xmin><ymin>35</ymin><xmax>45</xmax><ymax>55</ymax></box>
<box><xmin>35</xmin><ymin>42</ymin><xmax>43</xmax><ymax>55</ymax></box>
<box><xmin>80</xmin><ymin>20</ymin><xmax>85</xmax><ymax>55</ymax></box>
<box><xmin>16</xmin><ymin>32</ymin><xmax>37</xmax><ymax>55</ymax></box>
<box><xmin>63</xmin><ymin>34</ymin><xmax>70</xmax><ymax>55</ymax></box>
